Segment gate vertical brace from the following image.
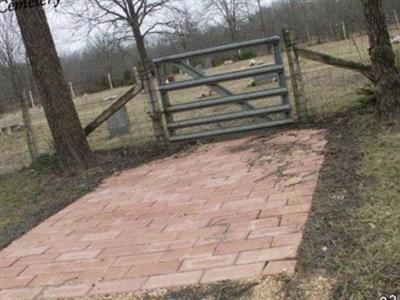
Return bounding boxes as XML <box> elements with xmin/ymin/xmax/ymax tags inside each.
<box><xmin>141</xmin><ymin>61</ymin><xmax>168</xmax><ymax>147</ymax></box>
<box><xmin>272</xmin><ymin>41</ymin><xmax>292</xmax><ymax>120</ymax></box>
<box><xmin>155</xmin><ymin>63</ymin><xmax>174</xmax><ymax>139</ymax></box>
<box><xmin>282</xmin><ymin>28</ymin><xmax>310</xmax><ymax>122</ymax></box>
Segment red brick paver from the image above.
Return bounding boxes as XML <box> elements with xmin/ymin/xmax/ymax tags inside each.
<box><xmin>0</xmin><ymin>129</ymin><xmax>327</xmax><ymax>299</ymax></box>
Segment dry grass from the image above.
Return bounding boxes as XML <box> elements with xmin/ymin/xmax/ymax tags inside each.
<box><xmin>282</xmin><ymin>107</ymin><xmax>400</xmax><ymax>299</ymax></box>
<box><xmin>1</xmin><ymin>30</ymin><xmax>399</xmax><ymax>174</ymax></box>
<box><xmin>0</xmin><ymin>87</ymin><xmax>155</xmax><ymax>174</ymax></box>
<box><xmin>1</xmin><ymin>31</ymin><xmax>400</xmax><ymax>300</ymax></box>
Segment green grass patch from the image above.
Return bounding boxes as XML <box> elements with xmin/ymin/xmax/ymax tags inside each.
<box><xmin>289</xmin><ymin>108</ymin><xmax>400</xmax><ymax>299</ymax></box>
<box><xmin>0</xmin><ymin>142</ymin><xmax>186</xmax><ymax>250</ymax></box>
<box><xmin>341</xmin><ymin>114</ymin><xmax>400</xmax><ymax>296</ymax></box>
<box><xmin>1</xmin><ymin>103</ymin><xmax>399</xmax><ymax>299</ymax></box>
<box><xmin>0</xmin><ymin>164</ymin><xmax>103</xmax><ymax>249</ymax></box>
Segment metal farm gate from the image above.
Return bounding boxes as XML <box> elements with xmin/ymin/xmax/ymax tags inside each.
<box><xmin>153</xmin><ymin>36</ymin><xmax>294</xmax><ymax>142</ymax></box>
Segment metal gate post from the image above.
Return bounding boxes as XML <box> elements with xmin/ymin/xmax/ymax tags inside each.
<box><xmin>141</xmin><ymin>61</ymin><xmax>168</xmax><ymax>147</ymax></box>
<box><xmin>272</xmin><ymin>41</ymin><xmax>292</xmax><ymax>120</ymax></box>
<box><xmin>282</xmin><ymin>28</ymin><xmax>310</xmax><ymax>122</ymax></box>
<box><xmin>154</xmin><ymin>63</ymin><xmax>174</xmax><ymax>139</ymax></box>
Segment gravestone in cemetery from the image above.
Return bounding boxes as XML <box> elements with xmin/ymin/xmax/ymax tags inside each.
<box><xmin>195</xmin><ymin>64</ymin><xmax>204</xmax><ymax>75</ymax></box>
<box><xmin>105</xmin><ymin>98</ymin><xmax>131</xmax><ymax>139</ymax></box>
<box><xmin>133</xmin><ymin>66</ymin><xmax>141</xmax><ymax>84</ymax></box>
<box><xmin>204</xmin><ymin>57</ymin><xmax>213</xmax><ymax>69</ymax></box>
<box><xmin>253</xmin><ymin>73</ymin><xmax>278</xmax><ymax>86</ymax></box>
<box><xmin>180</xmin><ymin>59</ymin><xmax>192</xmax><ymax>75</ymax></box>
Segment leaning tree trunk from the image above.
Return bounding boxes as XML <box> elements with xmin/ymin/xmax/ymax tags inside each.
<box><xmin>14</xmin><ymin>2</ymin><xmax>93</xmax><ymax>171</ymax></box>
<box><xmin>127</xmin><ymin>1</ymin><xmax>166</xmax><ymax>146</ymax></box>
<box><xmin>361</xmin><ymin>0</ymin><xmax>400</xmax><ymax>116</ymax></box>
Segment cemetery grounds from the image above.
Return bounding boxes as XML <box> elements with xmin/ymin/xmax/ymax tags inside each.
<box><xmin>0</xmin><ymin>32</ymin><xmax>399</xmax><ymax>299</ymax></box>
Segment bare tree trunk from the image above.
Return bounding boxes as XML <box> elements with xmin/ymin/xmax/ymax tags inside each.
<box><xmin>228</xmin><ymin>20</ymin><xmax>237</xmax><ymax>43</ymax></box>
<box><xmin>301</xmin><ymin>3</ymin><xmax>312</xmax><ymax>42</ymax></box>
<box><xmin>127</xmin><ymin>1</ymin><xmax>166</xmax><ymax>146</ymax></box>
<box><xmin>361</xmin><ymin>0</ymin><xmax>400</xmax><ymax>116</ymax></box>
<box><xmin>257</xmin><ymin>0</ymin><xmax>267</xmax><ymax>37</ymax></box>
<box><xmin>128</xmin><ymin>15</ymin><xmax>150</xmax><ymax>64</ymax></box>
<box><xmin>289</xmin><ymin>0</ymin><xmax>298</xmax><ymax>32</ymax></box>
<box><xmin>14</xmin><ymin>2</ymin><xmax>93</xmax><ymax>171</ymax></box>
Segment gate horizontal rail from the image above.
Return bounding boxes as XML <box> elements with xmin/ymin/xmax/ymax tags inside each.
<box><xmin>153</xmin><ymin>36</ymin><xmax>281</xmax><ymax>64</ymax></box>
<box><xmin>167</xmin><ymin>88</ymin><xmax>288</xmax><ymax>113</ymax></box>
<box><xmin>159</xmin><ymin>64</ymin><xmax>284</xmax><ymax>92</ymax></box>
<box><xmin>168</xmin><ymin>104</ymin><xmax>291</xmax><ymax>130</ymax></box>
<box><xmin>153</xmin><ymin>35</ymin><xmax>294</xmax><ymax>142</ymax></box>
<box><xmin>169</xmin><ymin>119</ymin><xmax>294</xmax><ymax>142</ymax></box>
<box><xmin>171</xmin><ymin>61</ymin><xmax>260</xmax><ymax>114</ymax></box>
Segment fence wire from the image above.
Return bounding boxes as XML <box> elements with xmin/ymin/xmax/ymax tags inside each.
<box><xmin>0</xmin><ymin>85</ymin><xmax>155</xmax><ymax>174</ymax></box>
<box><xmin>1</xmin><ymin>27</ymin><xmax>399</xmax><ymax>174</ymax></box>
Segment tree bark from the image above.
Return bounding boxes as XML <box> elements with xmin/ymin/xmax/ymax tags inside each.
<box><xmin>361</xmin><ymin>0</ymin><xmax>400</xmax><ymax>116</ymax></box>
<box><xmin>127</xmin><ymin>0</ymin><xmax>167</xmax><ymax>146</ymax></box>
<box><xmin>228</xmin><ymin>19</ymin><xmax>237</xmax><ymax>43</ymax></box>
<box><xmin>257</xmin><ymin>0</ymin><xmax>267</xmax><ymax>37</ymax></box>
<box><xmin>289</xmin><ymin>0</ymin><xmax>298</xmax><ymax>32</ymax></box>
<box><xmin>14</xmin><ymin>2</ymin><xmax>93</xmax><ymax>171</ymax></box>
<box><xmin>127</xmin><ymin>10</ymin><xmax>150</xmax><ymax>65</ymax></box>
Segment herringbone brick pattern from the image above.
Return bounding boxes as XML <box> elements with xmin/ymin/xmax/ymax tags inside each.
<box><xmin>0</xmin><ymin>129</ymin><xmax>327</xmax><ymax>299</ymax></box>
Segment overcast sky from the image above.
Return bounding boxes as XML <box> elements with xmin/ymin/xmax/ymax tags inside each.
<box><xmin>45</xmin><ymin>0</ymin><xmax>274</xmax><ymax>55</ymax></box>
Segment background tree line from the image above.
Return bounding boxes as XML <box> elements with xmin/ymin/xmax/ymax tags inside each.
<box><xmin>1</xmin><ymin>0</ymin><xmax>400</xmax><ymax>114</ymax></box>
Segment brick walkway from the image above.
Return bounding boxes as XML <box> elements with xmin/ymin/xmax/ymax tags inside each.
<box><xmin>0</xmin><ymin>129</ymin><xmax>327</xmax><ymax>300</ymax></box>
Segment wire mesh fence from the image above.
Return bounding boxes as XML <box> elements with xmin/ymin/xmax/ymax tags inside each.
<box><xmin>298</xmin><ymin>32</ymin><xmax>374</xmax><ymax>120</ymax></box>
<box><xmin>1</xmin><ymin>27</ymin><xmax>399</xmax><ymax>175</ymax></box>
<box><xmin>0</xmin><ymin>85</ymin><xmax>155</xmax><ymax>174</ymax></box>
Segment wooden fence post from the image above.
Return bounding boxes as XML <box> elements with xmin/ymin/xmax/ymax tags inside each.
<box><xmin>133</xmin><ymin>66</ymin><xmax>141</xmax><ymax>84</ymax></box>
<box><xmin>22</xmin><ymin>90</ymin><xmax>39</xmax><ymax>161</ymax></box>
<box><xmin>341</xmin><ymin>21</ymin><xmax>348</xmax><ymax>40</ymax></box>
<box><xmin>107</xmin><ymin>73</ymin><xmax>114</xmax><ymax>90</ymax></box>
<box><xmin>28</xmin><ymin>90</ymin><xmax>35</xmax><ymax>107</ymax></box>
<box><xmin>69</xmin><ymin>82</ymin><xmax>75</xmax><ymax>99</ymax></box>
<box><xmin>282</xmin><ymin>28</ymin><xmax>309</xmax><ymax>122</ymax></box>
<box><xmin>141</xmin><ymin>61</ymin><xmax>167</xmax><ymax>147</ymax></box>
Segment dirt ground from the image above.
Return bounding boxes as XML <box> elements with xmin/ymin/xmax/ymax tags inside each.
<box><xmin>83</xmin><ymin>276</ymin><xmax>329</xmax><ymax>300</ymax></box>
